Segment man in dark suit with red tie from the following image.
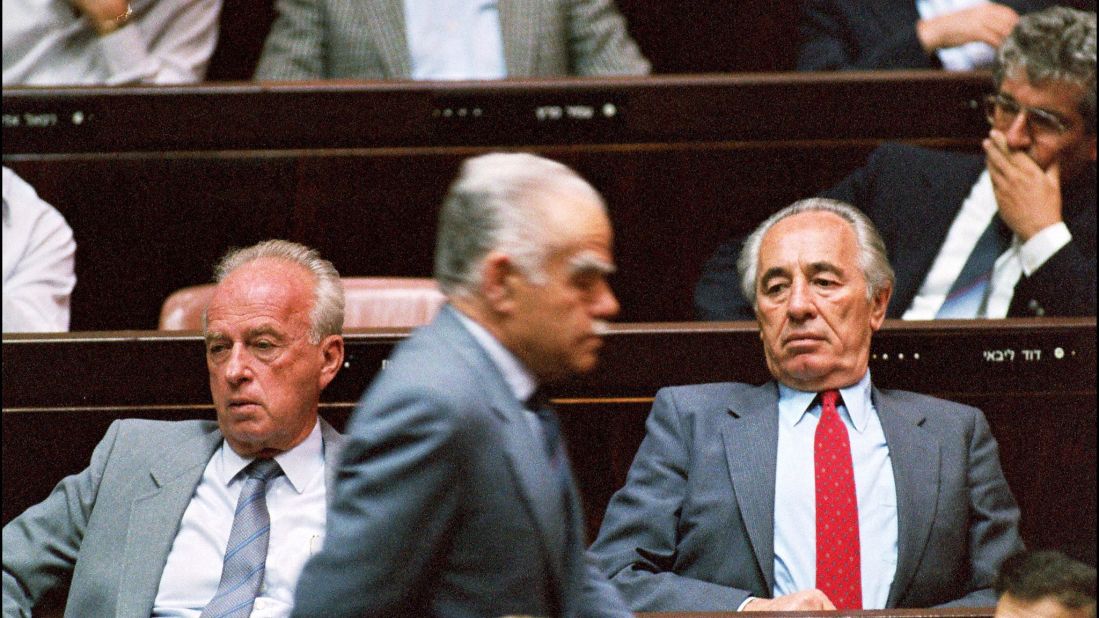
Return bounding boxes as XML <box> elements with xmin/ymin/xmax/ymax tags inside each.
<box><xmin>591</xmin><ymin>198</ymin><xmax>1023</xmax><ymax>611</ymax></box>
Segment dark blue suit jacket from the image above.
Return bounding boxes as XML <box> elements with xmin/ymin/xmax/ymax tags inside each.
<box><xmin>797</xmin><ymin>0</ymin><xmax>1059</xmax><ymax>71</ymax></box>
<box><xmin>695</xmin><ymin>144</ymin><xmax>1097</xmax><ymax>320</ymax></box>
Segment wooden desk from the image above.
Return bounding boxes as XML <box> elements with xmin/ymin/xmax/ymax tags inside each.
<box><xmin>2</xmin><ymin>73</ymin><xmax>992</xmax><ymax>328</ymax></box>
<box><xmin>4</xmin><ymin>319</ymin><xmax>1094</xmax><ymax>564</ymax></box>
<box><xmin>2</xmin><ymin>73</ymin><xmax>989</xmax><ymax>153</ymax></box>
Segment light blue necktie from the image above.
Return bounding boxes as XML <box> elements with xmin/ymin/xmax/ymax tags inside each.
<box><xmin>200</xmin><ymin>458</ymin><xmax>284</xmax><ymax>618</ymax></box>
<box><xmin>936</xmin><ymin>216</ymin><xmax>1012</xmax><ymax>318</ymax></box>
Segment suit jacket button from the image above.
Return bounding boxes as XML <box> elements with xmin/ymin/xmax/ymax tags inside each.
<box><xmin>1027</xmin><ymin>299</ymin><xmax>1045</xmax><ymax>316</ymax></box>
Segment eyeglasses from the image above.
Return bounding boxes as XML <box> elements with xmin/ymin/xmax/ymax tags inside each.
<box><xmin>984</xmin><ymin>94</ymin><xmax>1071</xmax><ymax>137</ymax></box>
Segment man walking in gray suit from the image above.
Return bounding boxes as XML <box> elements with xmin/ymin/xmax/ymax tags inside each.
<box><xmin>591</xmin><ymin>198</ymin><xmax>1023</xmax><ymax>611</ymax></box>
<box><xmin>3</xmin><ymin>239</ymin><xmax>347</xmax><ymax>616</ymax></box>
<box><xmin>292</xmin><ymin>152</ymin><xmax>631</xmax><ymax>617</ymax></box>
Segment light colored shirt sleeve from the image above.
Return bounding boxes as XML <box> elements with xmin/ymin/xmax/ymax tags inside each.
<box><xmin>1018</xmin><ymin>222</ymin><xmax>1072</xmax><ymax>277</ymax></box>
<box><xmin>98</xmin><ymin>0</ymin><xmax>223</xmax><ymax>84</ymax></box>
<box><xmin>2</xmin><ymin>0</ymin><xmax>220</xmax><ymax>85</ymax></box>
<box><xmin>2</xmin><ymin>167</ymin><xmax>76</xmax><ymax>332</ymax></box>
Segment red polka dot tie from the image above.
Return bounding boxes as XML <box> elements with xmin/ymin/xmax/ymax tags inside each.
<box><xmin>815</xmin><ymin>390</ymin><xmax>862</xmax><ymax>610</ymax></box>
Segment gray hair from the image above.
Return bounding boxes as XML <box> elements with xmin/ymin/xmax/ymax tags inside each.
<box><xmin>995</xmin><ymin>6</ymin><xmax>1097</xmax><ymax>134</ymax></box>
<box><xmin>737</xmin><ymin>198</ymin><xmax>894</xmax><ymax>308</ymax></box>
<box><xmin>207</xmin><ymin>239</ymin><xmax>344</xmax><ymax>342</ymax></box>
<box><xmin>433</xmin><ymin>152</ymin><xmax>605</xmax><ymax>297</ymax></box>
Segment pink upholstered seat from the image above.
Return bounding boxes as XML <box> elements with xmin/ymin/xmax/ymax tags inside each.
<box><xmin>158</xmin><ymin>277</ymin><xmax>445</xmax><ymax>330</ymax></box>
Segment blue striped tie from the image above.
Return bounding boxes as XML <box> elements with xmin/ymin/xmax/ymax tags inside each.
<box><xmin>201</xmin><ymin>458</ymin><xmax>283</xmax><ymax>618</ymax></box>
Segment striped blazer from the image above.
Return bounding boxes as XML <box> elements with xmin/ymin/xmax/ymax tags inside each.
<box><xmin>254</xmin><ymin>0</ymin><xmax>650</xmax><ymax>79</ymax></box>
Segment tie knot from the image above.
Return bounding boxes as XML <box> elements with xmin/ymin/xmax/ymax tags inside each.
<box><xmin>819</xmin><ymin>389</ymin><xmax>841</xmax><ymax>411</ymax></box>
<box><xmin>244</xmin><ymin>458</ymin><xmax>283</xmax><ymax>482</ymax></box>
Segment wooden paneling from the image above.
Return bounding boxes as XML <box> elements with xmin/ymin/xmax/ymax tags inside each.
<box><xmin>2</xmin><ymin>74</ymin><xmax>991</xmax><ymax>328</ymax></box>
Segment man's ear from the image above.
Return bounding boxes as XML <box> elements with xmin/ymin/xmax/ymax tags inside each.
<box><xmin>869</xmin><ymin>284</ymin><xmax>892</xmax><ymax>331</ymax></box>
<box><xmin>317</xmin><ymin>335</ymin><xmax>345</xmax><ymax>390</ymax></box>
<box><xmin>480</xmin><ymin>251</ymin><xmax>518</xmax><ymax>314</ymax></box>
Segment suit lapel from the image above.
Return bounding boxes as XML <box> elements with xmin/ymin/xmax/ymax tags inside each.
<box><xmin>721</xmin><ymin>382</ymin><xmax>780</xmax><ymax>593</ymax></box>
<box><xmin>493</xmin><ymin>397</ymin><xmax>568</xmax><ymax>581</ymax></box>
<box><xmin>890</xmin><ymin>153</ymin><xmax>986</xmax><ymax>316</ymax></box>
<box><xmin>319</xmin><ymin>418</ymin><xmax>346</xmax><ymax>504</ymax></box>
<box><xmin>874</xmin><ymin>387</ymin><xmax>941</xmax><ymax>607</ymax></box>
<box><xmin>363</xmin><ymin>0</ymin><xmax>412</xmax><ymax>78</ymax></box>
<box><xmin>499</xmin><ymin>0</ymin><xmax>536</xmax><ymax>77</ymax></box>
<box><xmin>433</xmin><ymin>307</ymin><xmax>568</xmax><ymax>586</ymax></box>
<box><xmin>115</xmin><ymin>430</ymin><xmax>221</xmax><ymax>617</ymax></box>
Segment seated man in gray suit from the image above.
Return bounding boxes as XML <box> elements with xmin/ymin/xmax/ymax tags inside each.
<box><xmin>292</xmin><ymin>153</ymin><xmax>631</xmax><ymax>617</ymax></box>
<box><xmin>592</xmin><ymin>198</ymin><xmax>1023</xmax><ymax>611</ymax></box>
<box><xmin>3</xmin><ymin>239</ymin><xmax>347</xmax><ymax>616</ymax></box>
<box><xmin>254</xmin><ymin>0</ymin><xmax>650</xmax><ymax>80</ymax></box>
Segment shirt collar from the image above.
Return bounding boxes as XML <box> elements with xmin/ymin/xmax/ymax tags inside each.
<box><xmin>777</xmin><ymin>370</ymin><xmax>874</xmax><ymax>434</ymax></box>
<box><xmin>451</xmin><ymin>306</ymin><xmax>538</xmax><ymax>404</ymax></box>
<box><xmin>217</xmin><ymin>418</ymin><xmax>324</xmax><ymax>494</ymax></box>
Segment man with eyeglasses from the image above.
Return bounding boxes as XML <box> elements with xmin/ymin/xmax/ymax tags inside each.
<box><xmin>696</xmin><ymin>6</ymin><xmax>1095</xmax><ymax>321</ymax></box>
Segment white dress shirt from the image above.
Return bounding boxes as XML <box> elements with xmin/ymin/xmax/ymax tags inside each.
<box><xmin>772</xmin><ymin>372</ymin><xmax>898</xmax><ymax>609</ymax></box>
<box><xmin>903</xmin><ymin>170</ymin><xmax>1072</xmax><ymax>319</ymax></box>
<box><xmin>915</xmin><ymin>0</ymin><xmax>997</xmax><ymax>70</ymax></box>
<box><xmin>153</xmin><ymin>421</ymin><xmax>328</xmax><ymax>617</ymax></box>
<box><xmin>2</xmin><ymin>166</ymin><xmax>75</xmax><ymax>332</ymax></box>
<box><xmin>2</xmin><ymin>0</ymin><xmax>221</xmax><ymax>85</ymax></box>
<box><xmin>402</xmin><ymin>0</ymin><xmax>506</xmax><ymax>80</ymax></box>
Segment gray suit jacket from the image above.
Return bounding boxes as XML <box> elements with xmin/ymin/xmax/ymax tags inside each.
<box><xmin>254</xmin><ymin>0</ymin><xmax>650</xmax><ymax>79</ymax></box>
<box><xmin>291</xmin><ymin>305</ymin><xmax>630</xmax><ymax>617</ymax></box>
<box><xmin>590</xmin><ymin>381</ymin><xmax>1023</xmax><ymax>611</ymax></box>
<box><xmin>2</xmin><ymin>418</ymin><xmax>345</xmax><ymax>618</ymax></box>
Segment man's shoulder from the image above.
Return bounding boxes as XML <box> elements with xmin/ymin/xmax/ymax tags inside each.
<box><xmin>656</xmin><ymin>381</ymin><xmax>769</xmax><ymax>412</ymax></box>
<box><xmin>874</xmin><ymin>387</ymin><xmax>984</xmax><ymax>427</ymax></box>
<box><xmin>104</xmin><ymin>418</ymin><xmax>220</xmax><ymax>450</ymax></box>
<box><xmin>375</xmin><ymin>316</ymin><xmax>479</xmax><ymax>390</ymax></box>
<box><xmin>353</xmin><ymin>315</ymin><xmax>499</xmax><ymax>423</ymax></box>
<box><xmin>868</xmin><ymin>143</ymin><xmax>982</xmax><ymax>170</ymax></box>
<box><xmin>78</xmin><ymin>418</ymin><xmax>220</xmax><ymax>482</ymax></box>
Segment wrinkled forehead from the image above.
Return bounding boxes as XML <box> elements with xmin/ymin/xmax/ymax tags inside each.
<box><xmin>760</xmin><ymin>211</ymin><xmax>859</xmax><ymax>265</ymax></box>
<box><xmin>206</xmin><ymin>259</ymin><xmax>315</xmax><ymax>331</ymax></box>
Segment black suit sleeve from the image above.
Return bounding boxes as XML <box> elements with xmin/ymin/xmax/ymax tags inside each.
<box><xmin>820</xmin><ymin>151</ymin><xmax>876</xmax><ymax>205</ymax></box>
<box><xmin>693</xmin><ymin>237</ymin><xmax>755</xmax><ymax>321</ymax></box>
<box><xmin>1009</xmin><ymin>233</ymin><xmax>1097</xmax><ymax>316</ymax></box>
<box><xmin>797</xmin><ymin>0</ymin><xmax>938</xmax><ymax>70</ymax></box>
